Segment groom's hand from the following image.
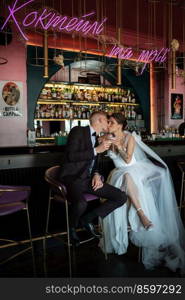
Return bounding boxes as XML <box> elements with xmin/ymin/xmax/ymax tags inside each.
<box><xmin>95</xmin><ymin>140</ymin><xmax>111</xmax><ymax>153</ymax></box>
<box><xmin>92</xmin><ymin>174</ymin><xmax>103</xmax><ymax>191</ymax></box>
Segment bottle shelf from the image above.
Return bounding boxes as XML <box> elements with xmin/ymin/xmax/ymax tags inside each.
<box><xmin>46</xmin><ymin>81</ymin><xmax>134</xmax><ymax>89</ymax></box>
<box><xmin>36</xmin><ymin>137</ymin><xmax>55</xmax><ymax>140</ymax></box>
<box><xmin>35</xmin><ymin>118</ymin><xmax>89</xmax><ymax>121</ymax></box>
<box><xmin>35</xmin><ymin>81</ymin><xmax>143</xmax><ymax>138</ymax></box>
<box><xmin>37</xmin><ymin>99</ymin><xmax>138</xmax><ymax>106</ymax></box>
<box><xmin>35</xmin><ymin>118</ymin><xmax>137</xmax><ymax>122</ymax></box>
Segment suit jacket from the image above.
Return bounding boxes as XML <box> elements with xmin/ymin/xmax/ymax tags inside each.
<box><xmin>59</xmin><ymin>126</ymin><xmax>100</xmax><ymax>181</ymax></box>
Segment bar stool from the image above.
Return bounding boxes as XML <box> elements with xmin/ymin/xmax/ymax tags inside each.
<box><xmin>44</xmin><ymin>165</ymin><xmax>105</xmax><ymax>277</ymax></box>
<box><xmin>0</xmin><ymin>185</ymin><xmax>36</xmax><ymax>275</ymax></box>
<box><xmin>177</xmin><ymin>162</ymin><xmax>185</xmax><ymax>213</ymax></box>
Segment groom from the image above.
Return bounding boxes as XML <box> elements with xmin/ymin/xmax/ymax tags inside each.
<box><xmin>59</xmin><ymin>111</ymin><xmax>127</xmax><ymax>246</ymax></box>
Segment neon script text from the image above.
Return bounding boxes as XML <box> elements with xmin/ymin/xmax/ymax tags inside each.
<box><xmin>1</xmin><ymin>0</ymin><xmax>107</xmax><ymax>41</ymax></box>
<box><xmin>109</xmin><ymin>45</ymin><xmax>170</xmax><ymax>73</ymax></box>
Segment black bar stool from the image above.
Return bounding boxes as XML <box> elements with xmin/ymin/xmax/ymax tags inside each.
<box><xmin>44</xmin><ymin>165</ymin><xmax>106</xmax><ymax>277</ymax></box>
<box><xmin>0</xmin><ymin>185</ymin><xmax>36</xmax><ymax>275</ymax></box>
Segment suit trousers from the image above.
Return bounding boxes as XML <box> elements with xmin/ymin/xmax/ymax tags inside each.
<box><xmin>63</xmin><ymin>176</ymin><xmax>127</xmax><ymax>228</ymax></box>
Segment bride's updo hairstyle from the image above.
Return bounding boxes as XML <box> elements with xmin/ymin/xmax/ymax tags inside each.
<box><xmin>111</xmin><ymin>113</ymin><xmax>127</xmax><ymax>131</ymax></box>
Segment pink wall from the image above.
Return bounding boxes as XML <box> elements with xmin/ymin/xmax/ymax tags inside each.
<box><xmin>168</xmin><ymin>75</ymin><xmax>185</xmax><ymax>129</ymax></box>
<box><xmin>0</xmin><ymin>32</ymin><xmax>27</xmax><ymax>146</ymax></box>
<box><xmin>0</xmin><ymin>30</ymin><xmax>184</xmax><ymax>146</ymax></box>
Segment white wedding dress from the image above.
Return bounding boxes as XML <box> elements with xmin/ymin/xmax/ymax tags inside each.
<box><xmin>101</xmin><ymin>131</ymin><xmax>185</xmax><ymax>274</ymax></box>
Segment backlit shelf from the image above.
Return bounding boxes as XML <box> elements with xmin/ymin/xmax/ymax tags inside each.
<box><xmin>36</xmin><ymin>137</ymin><xmax>55</xmax><ymax>140</ymax></box>
<box><xmin>37</xmin><ymin>99</ymin><xmax>138</xmax><ymax>106</ymax></box>
<box><xmin>35</xmin><ymin>118</ymin><xmax>89</xmax><ymax>121</ymax></box>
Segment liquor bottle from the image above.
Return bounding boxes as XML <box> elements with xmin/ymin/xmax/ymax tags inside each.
<box><xmin>128</xmin><ymin>106</ymin><xmax>132</xmax><ymax>119</ymax></box>
<box><xmin>95</xmin><ymin>89</ymin><xmax>99</xmax><ymax>101</ymax></box>
<box><xmin>174</xmin><ymin>129</ymin><xmax>179</xmax><ymax>138</ymax></box>
<box><xmin>51</xmin><ymin>87</ymin><xmax>57</xmax><ymax>99</ymax></box>
<box><xmin>104</xmin><ymin>90</ymin><xmax>108</xmax><ymax>102</ymax></box>
<box><xmin>45</xmin><ymin>105</ymin><xmax>51</xmax><ymax>118</ymax></box>
<box><xmin>69</xmin><ymin>107</ymin><xmax>73</xmax><ymax>119</ymax></box>
<box><xmin>81</xmin><ymin>107</ymin><xmax>86</xmax><ymax>119</ymax></box>
<box><xmin>77</xmin><ymin>107</ymin><xmax>82</xmax><ymax>119</ymax></box>
<box><xmin>124</xmin><ymin>106</ymin><xmax>127</xmax><ymax>119</ymax></box>
<box><xmin>101</xmin><ymin>89</ymin><xmax>105</xmax><ymax>102</ymax></box>
<box><xmin>131</xmin><ymin>107</ymin><xmax>136</xmax><ymax>120</ymax></box>
<box><xmin>108</xmin><ymin>91</ymin><xmax>112</xmax><ymax>102</ymax></box>
<box><xmin>65</xmin><ymin>104</ymin><xmax>70</xmax><ymax>118</ymax></box>
<box><xmin>68</xmin><ymin>87</ymin><xmax>72</xmax><ymax>100</ymax></box>
<box><xmin>121</xmin><ymin>89</ymin><xmax>126</xmax><ymax>103</ymax></box>
<box><xmin>86</xmin><ymin>89</ymin><xmax>90</xmax><ymax>102</ymax></box>
<box><xmin>51</xmin><ymin>105</ymin><xmax>55</xmax><ymax>118</ymax></box>
<box><xmin>58</xmin><ymin>106</ymin><xmax>62</xmax><ymax>119</ymax></box>
<box><xmin>63</xmin><ymin>106</ymin><xmax>66</xmax><ymax>118</ymax></box>
<box><xmin>77</xmin><ymin>88</ymin><xmax>81</xmax><ymax>101</ymax></box>
<box><xmin>56</xmin><ymin>87</ymin><xmax>61</xmax><ymax>100</ymax></box>
<box><xmin>84</xmin><ymin>88</ymin><xmax>88</xmax><ymax>101</ymax></box>
<box><xmin>171</xmin><ymin>128</ymin><xmax>176</xmax><ymax>139</ymax></box>
<box><xmin>63</xmin><ymin>88</ymin><xmax>69</xmax><ymax>100</ymax></box>
<box><xmin>92</xmin><ymin>89</ymin><xmax>97</xmax><ymax>102</ymax></box>
<box><xmin>115</xmin><ymin>91</ymin><xmax>119</xmax><ymax>102</ymax></box>
<box><xmin>86</xmin><ymin>107</ymin><xmax>90</xmax><ymax>119</ymax></box>
<box><xmin>118</xmin><ymin>90</ymin><xmax>122</xmax><ymax>102</ymax></box>
<box><xmin>60</xmin><ymin>88</ymin><xmax>64</xmax><ymax>100</ymax></box>
<box><xmin>131</xmin><ymin>92</ymin><xmax>136</xmax><ymax>103</ymax></box>
<box><xmin>55</xmin><ymin>106</ymin><xmax>59</xmax><ymax>119</ymax></box>
<box><xmin>97</xmin><ymin>91</ymin><xmax>101</xmax><ymax>102</ymax></box>
<box><xmin>36</xmin><ymin>121</ymin><xmax>41</xmax><ymax>138</ymax></box>
<box><xmin>35</xmin><ymin>104</ymin><xmax>40</xmax><ymax>118</ymax></box>
<box><xmin>72</xmin><ymin>88</ymin><xmax>77</xmax><ymax>101</ymax></box>
<box><xmin>40</xmin><ymin>106</ymin><xmax>45</xmax><ymax>119</ymax></box>
<box><xmin>40</xmin><ymin>87</ymin><xmax>48</xmax><ymax>99</ymax></box>
<box><xmin>168</xmin><ymin>128</ymin><xmax>173</xmax><ymax>139</ymax></box>
<box><xmin>47</xmin><ymin>87</ymin><xmax>52</xmax><ymax>99</ymax></box>
<box><xmin>81</xmin><ymin>89</ymin><xmax>85</xmax><ymax>101</ymax></box>
<box><xmin>73</xmin><ymin>107</ymin><xmax>78</xmax><ymax>118</ymax></box>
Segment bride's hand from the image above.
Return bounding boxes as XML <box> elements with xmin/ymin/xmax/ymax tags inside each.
<box><xmin>111</xmin><ymin>138</ymin><xmax>123</xmax><ymax>150</ymax></box>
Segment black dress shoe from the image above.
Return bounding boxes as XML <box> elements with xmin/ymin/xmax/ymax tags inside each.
<box><xmin>83</xmin><ymin>223</ymin><xmax>102</xmax><ymax>239</ymax></box>
<box><xmin>69</xmin><ymin>228</ymin><xmax>80</xmax><ymax>247</ymax></box>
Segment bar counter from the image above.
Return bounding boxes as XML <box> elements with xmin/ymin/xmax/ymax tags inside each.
<box><xmin>0</xmin><ymin>143</ymin><xmax>65</xmax><ymax>155</ymax></box>
<box><xmin>146</xmin><ymin>139</ymin><xmax>185</xmax><ymax>157</ymax></box>
<box><xmin>0</xmin><ymin>144</ymin><xmax>65</xmax><ymax>170</ymax></box>
<box><xmin>0</xmin><ymin>139</ymin><xmax>185</xmax><ymax>170</ymax></box>
<box><xmin>0</xmin><ymin>138</ymin><xmax>185</xmax><ymax>154</ymax></box>
<box><xmin>0</xmin><ymin>140</ymin><xmax>184</xmax><ymax>237</ymax></box>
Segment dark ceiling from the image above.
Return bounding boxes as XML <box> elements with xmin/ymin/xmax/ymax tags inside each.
<box><xmin>1</xmin><ymin>0</ymin><xmax>185</xmax><ymax>50</ymax></box>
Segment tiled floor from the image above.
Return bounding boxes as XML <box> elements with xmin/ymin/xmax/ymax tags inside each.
<box><xmin>0</xmin><ymin>231</ymin><xmax>182</xmax><ymax>278</ymax></box>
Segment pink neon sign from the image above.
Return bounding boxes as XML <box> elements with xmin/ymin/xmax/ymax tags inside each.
<box><xmin>109</xmin><ymin>45</ymin><xmax>170</xmax><ymax>74</ymax></box>
<box><xmin>1</xmin><ymin>0</ymin><xmax>107</xmax><ymax>41</ymax></box>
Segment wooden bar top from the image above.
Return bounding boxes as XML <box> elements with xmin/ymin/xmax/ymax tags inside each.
<box><xmin>0</xmin><ymin>138</ymin><xmax>185</xmax><ymax>155</ymax></box>
<box><xmin>0</xmin><ymin>144</ymin><xmax>65</xmax><ymax>155</ymax></box>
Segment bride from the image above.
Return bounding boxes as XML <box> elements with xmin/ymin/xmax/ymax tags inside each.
<box><xmin>101</xmin><ymin>112</ymin><xmax>185</xmax><ymax>274</ymax></box>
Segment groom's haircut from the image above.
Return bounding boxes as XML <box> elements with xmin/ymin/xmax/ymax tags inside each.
<box><xmin>90</xmin><ymin>111</ymin><xmax>107</xmax><ymax>124</ymax></box>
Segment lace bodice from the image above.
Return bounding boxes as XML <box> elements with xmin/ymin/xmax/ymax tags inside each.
<box><xmin>108</xmin><ymin>133</ymin><xmax>136</xmax><ymax>168</ymax></box>
<box><xmin>108</xmin><ymin>150</ymin><xmax>136</xmax><ymax>167</ymax></box>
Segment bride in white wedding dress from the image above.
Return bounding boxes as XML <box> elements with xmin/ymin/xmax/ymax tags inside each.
<box><xmin>101</xmin><ymin>113</ymin><xmax>185</xmax><ymax>274</ymax></box>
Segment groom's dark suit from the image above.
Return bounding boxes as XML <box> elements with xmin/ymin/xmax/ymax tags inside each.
<box><xmin>59</xmin><ymin>125</ymin><xmax>126</xmax><ymax>227</ymax></box>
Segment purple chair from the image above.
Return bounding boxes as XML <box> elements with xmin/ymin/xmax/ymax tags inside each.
<box><xmin>0</xmin><ymin>185</ymin><xmax>35</xmax><ymax>274</ymax></box>
<box><xmin>44</xmin><ymin>165</ymin><xmax>104</xmax><ymax>276</ymax></box>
